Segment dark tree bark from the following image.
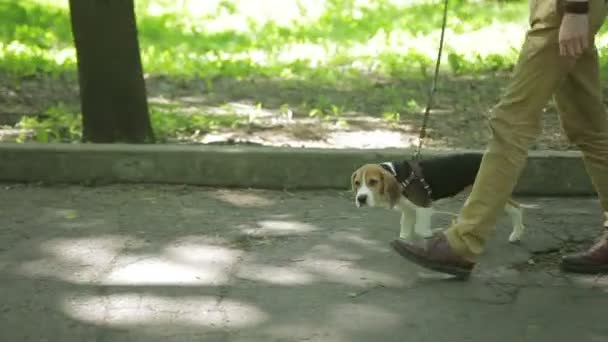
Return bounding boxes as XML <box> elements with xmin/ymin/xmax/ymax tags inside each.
<box><xmin>68</xmin><ymin>0</ymin><xmax>155</xmax><ymax>143</ymax></box>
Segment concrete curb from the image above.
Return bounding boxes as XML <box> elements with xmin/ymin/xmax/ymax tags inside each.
<box><xmin>0</xmin><ymin>142</ymin><xmax>596</xmax><ymax>196</ymax></box>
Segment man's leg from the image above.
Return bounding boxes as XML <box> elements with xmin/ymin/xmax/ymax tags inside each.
<box><xmin>442</xmin><ymin>21</ymin><xmax>576</xmax><ymax>252</ymax></box>
<box><xmin>554</xmin><ymin>48</ymin><xmax>608</xmax><ymax>215</ymax></box>
<box><xmin>442</xmin><ymin>0</ymin><xmax>608</xmax><ymax>258</ymax></box>
<box><xmin>390</xmin><ymin>0</ymin><xmax>593</xmax><ymax>276</ymax></box>
<box><xmin>553</xmin><ymin>41</ymin><xmax>608</xmax><ymax>273</ymax></box>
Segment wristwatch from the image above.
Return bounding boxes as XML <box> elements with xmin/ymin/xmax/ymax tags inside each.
<box><xmin>564</xmin><ymin>0</ymin><xmax>589</xmax><ymax>14</ymax></box>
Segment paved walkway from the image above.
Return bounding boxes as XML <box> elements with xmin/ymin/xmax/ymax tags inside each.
<box><xmin>1</xmin><ymin>184</ymin><xmax>607</xmax><ymax>342</ymax></box>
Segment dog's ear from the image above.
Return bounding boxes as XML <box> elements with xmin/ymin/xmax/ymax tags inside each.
<box><xmin>350</xmin><ymin>170</ymin><xmax>358</xmax><ymax>192</ymax></box>
<box><xmin>381</xmin><ymin>170</ymin><xmax>401</xmax><ymax>207</ymax></box>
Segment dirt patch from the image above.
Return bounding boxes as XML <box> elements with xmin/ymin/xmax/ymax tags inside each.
<box><xmin>0</xmin><ymin>72</ymin><xmax>587</xmax><ymax>150</ymax></box>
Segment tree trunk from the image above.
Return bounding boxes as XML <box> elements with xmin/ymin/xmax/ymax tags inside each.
<box><xmin>68</xmin><ymin>0</ymin><xmax>155</xmax><ymax>143</ymax></box>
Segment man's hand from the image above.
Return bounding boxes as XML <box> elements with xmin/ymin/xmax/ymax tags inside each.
<box><xmin>559</xmin><ymin>13</ymin><xmax>590</xmax><ymax>57</ymax></box>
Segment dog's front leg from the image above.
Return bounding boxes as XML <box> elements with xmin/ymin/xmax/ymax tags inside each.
<box><xmin>414</xmin><ymin>207</ymin><xmax>434</xmax><ymax>238</ymax></box>
<box><xmin>505</xmin><ymin>202</ymin><xmax>525</xmax><ymax>243</ymax></box>
<box><xmin>399</xmin><ymin>208</ymin><xmax>416</xmax><ymax>241</ymax></box>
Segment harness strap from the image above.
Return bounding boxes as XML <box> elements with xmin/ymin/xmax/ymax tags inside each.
<box><xmin>409</xmin><ymin>162</ymin><xmax>432</xmax><ymax>198</ymax></box>
<box><xmin>380</xmin><ymin>161</ymin><xmax>433</xmax><ymax>207</ymax></box>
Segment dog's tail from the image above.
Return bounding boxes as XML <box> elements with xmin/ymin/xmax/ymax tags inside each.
<box><xmin>433</xmin><ymin>210</ymin><xmax>458</xmax><ymax>217</ymax></box>
<box><xmin>518</xmin><ymin>203</ymin><xmax>540</xmax><ymax>209</ymax></box>
<box><xmin>507</xmin><ymin>198</ymin><xmax>539</xmax><ymax>210</ymax></box>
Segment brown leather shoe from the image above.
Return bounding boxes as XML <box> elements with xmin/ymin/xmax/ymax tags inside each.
<box><xmin>560</xmin><ymin>231</ymin><xmax>608</xmax><ymax>274</ymax></box>
<box><xmin>390</xmin><ymin>233</ymin><xmax>476</xmax><ymax>278</ymax></box>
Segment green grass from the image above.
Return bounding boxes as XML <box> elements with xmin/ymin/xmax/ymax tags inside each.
<box><xmin>3</xmin><ymin>0</ymin><xmax>608</xmax><ymax>145</ymax></box>
<box><xmin>0</xmin><ymin>0</ymin><xmax>532</xmax><ymax>80</ymax></box>
<box><xmin>15</xmin><ymin>103</ymin><xmax>244</xmax><ymax>143</ymax></box>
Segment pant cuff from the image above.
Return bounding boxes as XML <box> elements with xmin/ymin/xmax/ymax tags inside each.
<box><xmin>444</xmin><ymin>226</ymin><xmax>480</xmax><ymax>262</ymax></box>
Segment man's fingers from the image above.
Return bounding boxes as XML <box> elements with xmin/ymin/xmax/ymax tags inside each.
<box><xmin>559</xmin><ymin>38</ymin><xmax>568</xmax><ymax>56</ymax></box>
<box><xmin>581</xmin><ymin>36</ymin><xmax>589</xmax><ymax>51</ymax></box>
<box><xmin>573</xmin><ymin>38</ymin><xmax>583</xmax><ymax>56</ymax></box>
<box><xmin>565</xmin><ymin>39</ymin><xmax>576</xmax><ymax>57</ymax></box>
<box><xmin>560</xmin><ymin>37</ymin><xmax>587</xmax><ymax>57</ymax></box>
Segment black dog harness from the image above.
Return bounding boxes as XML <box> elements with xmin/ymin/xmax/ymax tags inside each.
<box><xmin>380</xmin><ymin>161</ymin><xmax>433</xmax><ymax>208</ymax></box>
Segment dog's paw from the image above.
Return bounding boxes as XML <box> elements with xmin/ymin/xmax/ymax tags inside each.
<box><xmin>415</xmin><ymin>230</ymin><xmax>434</xmax><ymax>239</ymax></box>
<box><xmin>430</xmin><ymin>227</ymin><xmax>444</xmax><ymax>234</ymax></box>
<box><xmin>508</xmin><ymin>225</ymin><xmax>525</xmax><ymax>243</ymax></box>
<box><xmin>399</xmin><ymin>233</ymin><xmax>413</xmax><ymax>242</ymax></box>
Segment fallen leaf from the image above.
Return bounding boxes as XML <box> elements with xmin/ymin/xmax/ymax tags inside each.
<box><xmin>63</xmin><ymin>210</ymin><xmax>79</xmax><ymax>220</ymax></box>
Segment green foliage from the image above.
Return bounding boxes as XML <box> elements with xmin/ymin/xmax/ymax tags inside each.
<box><xmin>382</xmin><ymin>111</ymin><xmax>400</xmax><ymax>123</ymax></box>
<box><xmin>0</xmin><ymin>1</ymin><xmax>75</xmax><ymax>77</ymax></box>
<box><xmin>0</xmin><ymin>0</ymin><xmax>531</xmax><ymax>81</ymax></box>
<box><xmin>15</xmin><ymin>104</ymin><xmax>82</xmax><ymax>143</ymax></box>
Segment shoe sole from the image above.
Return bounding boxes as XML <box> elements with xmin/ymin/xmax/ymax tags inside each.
<box><xmin>560</xmin><ymin>262</ymin><xmax>608</xmax><ymax>274</ymax></box>
<box><xmin>390</xmin><ymin>240</ymin><xmax>472</xmax><ymax>279</ymax></box>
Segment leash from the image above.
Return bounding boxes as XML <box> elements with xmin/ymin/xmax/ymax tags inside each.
<box><xmin>413</xmin><ymin>0</ymin><xmax>449</xmax><ymax>160</ymax></box>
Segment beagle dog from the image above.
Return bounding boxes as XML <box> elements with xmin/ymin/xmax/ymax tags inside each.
<box><xmin>351</xmin><ymin>153</ymin><xmax>526</xmax><ymax>243</ymax></box>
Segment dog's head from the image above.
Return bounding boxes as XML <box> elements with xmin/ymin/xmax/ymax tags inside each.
<box><xmin>351</xmin><ymin>164</ymin><xmax>401</xmax><ymax>209</ymax></box>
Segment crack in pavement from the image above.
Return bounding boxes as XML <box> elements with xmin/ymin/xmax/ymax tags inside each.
<box><xmin>215</xmin><ymin>253</ymin><xmax>246</xmax><ymax>342</ymax></box>
<box><xmin>91</xmin><ymin>200</ymin><xmax>143</xmax><ymax>342</ymax></box>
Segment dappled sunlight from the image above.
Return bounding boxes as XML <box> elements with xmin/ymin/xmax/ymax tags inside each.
<box><xmin>102</xmin><ymin>242</ymin><xmax>242</xmax><ymax>286</ymax></box>
<box><xmin>16</xmin><ymin>235</ymin><xmax>244</xmax><ymax>286</ymax></box>
<box><xmin>18</xmin><ymin>236</ymin><xmax>130</xmax><ymax>283</ymax></box>
<box><xmin>105</xmin><ymin>254</ymin><xmax>232</xmax><ymax>286</ymax></box>
<box><xmin>138</xmin><ymin>0</ymin><xmax>528</xmax><ymax>68</ymax></box>
<box><xmin>63</xmin><ymin>294</ymin><xmax>268</xmax><ymax>329</ymax></box>
<box><xmin>181</xmin><ymin>0</ymin><xmax>327</xmax><ymax>29</ymax></box>
<box><xmin>12</xmin><ymin>214</ymin><xmax>404</xmax><ymax>290</ymax></box>
<box><xmin>443</xmin><ymin>23</ymin><xmax>524</xmax><ymax>58</ymax></box>
<box><xmin>231</xmin><ymin>217</ymin><xmax>409</xmax><ymax>287</ymax></box>
<box><xmin>165</xmin><ymin>240</ymin><xmax>240</xmax><ymax>265</ymax></box>
<box><xmin>200</xmin><ymin>128</ymin><xmax>420</xmax><ymax>149</ymax></box>
<box><xmin>328</xmin><ymin>231</ymin><xmax>387</xmax><ymax>253</ymax></box>
<box><xmin>147</xmin><ymin>95</ymin><xmax>179</xmax><ymax>106</ymax></box>
<box><xmin>241</xmin><ymin>220</ymin><xmax>319</xmax><ymax>236</ymax></box>
<box><xmin>295</xmin><ymin>257</ymin><xmax>407</xmax><ymax>287</ymax></box>
<box><xmin>153</xmin><ymin>101</ymin><xmax>277</xmax><ymax>118</ymax></box>
<box><xmin>139</xmin><ymin>19</ymin><xmax>528</xmax><ymax>78</ymax></box>
<box><xmin>131</xmin><ymin>0</ymin><xmax>527</xmax><ymax>79</ymax></box>
<box><xmin>211</xmin><ymin>189</ymin><xmax>276</xmax><ymax>208</ymax></box>
<box><xmin>329</xmin><ymin>130</ymin><xmax>417</xmax><ymax>149</ymax></box>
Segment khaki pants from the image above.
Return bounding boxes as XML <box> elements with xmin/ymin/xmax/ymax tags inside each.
<box><xmin>445</xmin><ymin>0</ymin><xmax>608</xmax><ymax>259</ymax></box>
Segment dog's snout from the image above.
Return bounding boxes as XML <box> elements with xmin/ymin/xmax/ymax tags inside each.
<box><xmin>357</xmin><ymin>194</ymin><xmax>367</xmax><ymax>205</ymax></box>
